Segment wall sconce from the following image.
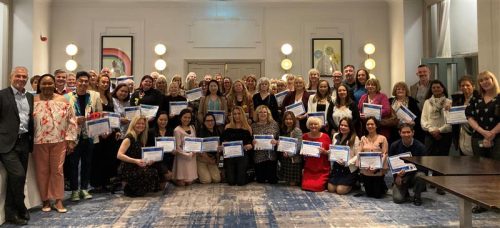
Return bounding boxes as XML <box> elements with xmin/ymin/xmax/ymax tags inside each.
<box><xmin>363</xmin><ymin>43</ymin><xmax>376</xmax><ymax>71</ymax></box>
<box><xmin>280</xmin><ymin>43</ymin><xmax>293</xmax><ymax>71</ymax></box>
<box><xmin>65</xmin><ymin>43</ymin><xmax>78</xmax><ymax>71</ymax></box>
<box><xmin>154</xmin><ymin>43</ymin><xmax>167</xmax><ymax>72</ymax></box>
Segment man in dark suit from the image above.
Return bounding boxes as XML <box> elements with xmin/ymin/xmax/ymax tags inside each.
<box><xmin>0</xmin><ymin>66</ymin><xmax>34</xmax><ymax>225</ymax></box>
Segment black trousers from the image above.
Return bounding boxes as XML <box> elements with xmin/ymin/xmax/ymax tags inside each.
<box><xmin>0</xmin><ymin>135</ymin><xmax>29</xmax><ymax>219</ymax></box>
<box><xmin>255</xmin><ymin>160</ymin><xmax>278</xmax><ymax>184</ymax></box>
<box><xmin>361</xmin><ymin>174</ymin><xmax>387</xmax><ymax>198</ymax></box>
<box><xmin>224</xmin><ymin>155</ymin><xmax>248</xmax><ymax>186</ymax></box>
<box><xmin>91</xmin><ymin>134</ymin><xmax>119</xmax><ymax>188</ymax></box>
<box><xmin>68</xmin><ymin>137</ymin><xmax>94</xmax><ymax>190</ymax></box>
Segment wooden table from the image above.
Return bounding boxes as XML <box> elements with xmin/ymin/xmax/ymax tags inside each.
<box><xmin>401</xmin><ymin>156</ymin><xmax>500</xmax><ymax>175</ymax></box>
<box><xmin>421</xmin><ymin>176</ymin><xmax>500</xmax><ymax>228</ymax></box>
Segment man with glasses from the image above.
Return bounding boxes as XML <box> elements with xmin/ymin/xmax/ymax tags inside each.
<box><xmin>0</xmin><ymin>66</ymin><xmax>34</xmax><ymax>225</ymax></box>
<box><xmin>331</xmin><ymin>70</ymin><xmax>343</xmax><ymax>101</ymax></box>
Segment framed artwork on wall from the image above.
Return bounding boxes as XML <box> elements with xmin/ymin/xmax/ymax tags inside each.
<box><xmin>101</xmin><ymin>36</ymin><xmax>133</xmax><ymax>78</ymax></box>
<box><xmin>311</xmin><ymin>38</ymin><xmax>343</xmax><ymax>77</ymax></box>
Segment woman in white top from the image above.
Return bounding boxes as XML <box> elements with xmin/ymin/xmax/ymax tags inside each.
<box><xmin>421</xmin><ymin>80</ymin><xmax>452</xmax><ymax>156</ymax></box>
<box><xmin>307</xmin><ymin>80</ymin><xmax>333</xmax><ymax>133</ymax></box>
<box><xmin>327</xmin><ymin>84</ymin><xmax>361</xmax><ymax>136</ymax></box>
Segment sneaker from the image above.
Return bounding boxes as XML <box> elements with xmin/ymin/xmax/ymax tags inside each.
<box><xmin>71</xmin><ymin>191</ymin><xmax>80</xmax><ymax>201</ymax></box>
<box><xmin>80</xmin><ymin>189</ymin><xmax>93</xmax><ymax>200</ymax></box>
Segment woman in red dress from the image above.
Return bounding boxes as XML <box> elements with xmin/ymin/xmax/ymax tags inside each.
<box><xmin>301</xmin><ymin>117</ymin><xmax>331</xmax><ymax>191</ymax></box>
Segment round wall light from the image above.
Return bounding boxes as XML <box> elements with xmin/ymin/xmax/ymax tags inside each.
<box><xmin>155</xmin><ymin>59</ymin><xmax>167</xmax><ymax>71</ymax></box>
<box><xmin>364</xmin><ymin>58</ymin><xmax>376</xmax><ymax>70</ymax></box>
<box><xmin>65</xmin><ymin>59</ymin><xmax>77</xmax><ymax>71</ymax></box>
<box><xmin>281</xmin><ymin>58</ymin><xmax>293</xmax><ymax>71</ymax></box>
<box><xmin>154</xmin><ymin>44</ymin><xmax>167</xmax><ymax>56</ymax></box>
<box><xmin>66</xmin><ymin>44</ymin><xmax>78</xmax><ymax>56</ymax></box>
<box><xmin>281</xmin><ymin>43</ymin><xmax>293</xmax><ymax>55</ymax></box>
<box><xmin>364</xmin><ymin>43</ymin><xmax>376</xmax><ymax>55</ymax></box>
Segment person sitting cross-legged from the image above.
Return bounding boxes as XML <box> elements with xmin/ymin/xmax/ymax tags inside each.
<box><xmin>389</xmin><ymin>123</ymin><xmax>427</xmax><ymax>206</ymax></box>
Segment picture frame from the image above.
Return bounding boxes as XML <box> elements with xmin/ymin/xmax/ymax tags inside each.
<box><xmin>101</xmin><ymin>36</ymin><xmax>134</xmax><ymax>78</ymax></box>
<box><xmin>311</xmin><ymin>38</ymin><xmax>343</xmax><ymax>77</ymax></box>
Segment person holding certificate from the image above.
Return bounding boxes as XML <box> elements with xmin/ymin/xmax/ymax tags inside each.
<box><xmin>197</xmin><ymin>80</ymin><xmax>228</xmax><ymax>128</ymax></box>
<box><xmin>33</xmin><ymin>74</ymin><xmax>77</xmax><ymax>213</ymax></box>
<box><xmin>421</xmin><ymin>80</ymin><xmax>452</xmax><ymax>157</ymax></box>
<box><xmin>308</xmin><ymin>80</ymin><xmax>333</xmax><ymax>133</ymax></box>
<box><xmin>64</xmin><ymin>71</ymin><xmax>103</xmax><ymax>202</ymax></box>
<box><xmin>172</xmin><ymin>109</ymin><xmax>198</xmax><ymax>186</ymax></box>
<box><xmin>227</xmin><ymin>80</ymin><xmax>254</xmax><ymax>124</ymax></box>
<box><xmin>327</xmin><ymin>117</ymin><xmax>360</xmax><ymax>195</ymax></box>
<box><xmin>302</xmin><ymin>117</ymin><xmax>331</xmax><ymax>192</ymax></box>
<box><xmin>281</xmin><ymin>76</ymin><xmax>311</xmax><ymax>132</ymax></box>
<box><xmin>253</xmin><ymin>77</ymin><xmax>279</xmax><ymax>123</ymax></box>
<box><xmin>222</xmin><ymin>106</ymin><xmax>254</xmax><ymax>186</ymax></box>
<box><xmin>450</xmin><ymin>76</ymin><xmax>479</xmax><ymax>156</ymax></box>
<box><xmin>129</xmin><ymin>75</ymin><xmax>163</xmax><ymax>125</ymax></box>
<box><xmin>147</xmin><ymin>112</ymin><xmax>174</xmax><ymax>183</ymax></box>
<box><xmin>359</xmin><ymin>117</ymin><xmax>389</xmax><ymax>198</ymax></box>
<box><xmin>112</xmin><ymin>83</ymin><xmax>132</xmax><ymax>139</ymax></box>
<box><xmin>358</xmin><ymin>78</ymin><xmax>392</xmax><ymax>139</ymax></box>
<box><xmin>278</xmin><ymin>111</ymin><xmax>303</xmax><ymax>186</ymax></box>
<box><xmin>162</xmin><ymin>82</ymin><xmax>187</xmax><ymax>132</ymax></box>
<box><xmin>117</xmin><ymin>116</ymin><xmax>160</xmax><ymax>197</ymax></box>
<box><xmin>196</xmin><ymin>113</ymin><xmax>222</xmax><ymax>184</ymax></box>
<box><xmin>327</xmin><ymin>84</ymin><xmax>361</xmax><ymax>136</ymax></box>
<box><xmin>251</xmin><ymin>105</ymin><xmax>280</xmax><ymax>184</ymax></box>
<box><xmin>388</xmin><ymin>82</ymin><xmax>424</xmax><ymax>144</ymax></box>
<box><xmin>389</xmin><ymin>123</ymin><xmax>426</xmax><ymax>206</ymax></box>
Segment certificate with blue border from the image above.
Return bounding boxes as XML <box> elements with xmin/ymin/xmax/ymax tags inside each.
<box><xmin>396</xmin><ymin>105</ymin><xmax>416</xmax><ymax>122</ymax></box>
<box><xmin>388</xmin><ymin>152</ymin><xmax>417</xmax><ymax>174</ymax></box>
<box><xmin>186</xmin><ymin>87</ymin><xmax>203</xmax><ymax>101</ymax></box>
<box><xmin>155</xmin><ymin>137</ymin><xmax>176</xmax><ymax>153</ymax></box>
<box><xmin>169</xmin><ymin>101</ymin><xmax>188</xmax><ymax>116</ymax></box>
<box><xmin>124</xmin><ymin>106</ymin><xmax>140</xmax><ymax>120</ymax></box>
<box><xmin>223</xmin><ymin>141</ymin><xmax>244</xmax><ymax>158</ymax></box>
<box><xmin>86</xmin><ymin>118</ymin><xmax>110</xmax><ymax>138</ymax></box>
<box><xmin>329</xmin><ymin>145</ymin><xmax>350</xmax><ymax>163</ymax></box>
<box><xmin>106</xmin><ymin>112</ymin><xmax>121</xmax><ymax>129</ymax></box>
<box><xmin>277</xmin><ymin>136</ymin><xmax>298</xmax><ymax>154</ymax></box>
<box><xmin>359</xmin><ymin>152</ymin><xmax>382</xmax><ymax>169</ymax></box>
<box><xmin>140</xmin><ymin>104</ymin><xmax>159</xmax><ymax>119</ymax></box>
<box><xmin>208</xmin><ymin>110</ymin><xmax>225</xmax><ymax>125</ymax></box>
<box><xmin>183</xmin><ymin>137</ymin><xmax>203</xmax><ymax>153</ymax></box>
<box><xmin>142</xmin><ymin>146</ymin><xmax>164</xmax><ymax>162</ymax></box>
<box><xmin>202</xmin><ymin>137</ymin><xmax>219</xmax><ymax>152</ymax></box>
<box><xmin>300</xmin><ymin>140</ymin><xmax>322</xmax><ymax>158</ymax></box>
<box><xmin>275</xmin><ymin>91</ymin><xmax>288</xmax><ymax>107</ymax></box>
<box><xmin>363</xmin><ymin>103</ymin><xmax>382</xmax><ymax>120</ymax></box>
<box><xmin>254</xmin><ymin>135</ymin><xmax>274</xmax><ymax>150</ymax></box>
<box><xmin>285</xmin><ymin>102</ymin><xmax>306</xmax><ymax>116</ymax></box>
<box><xmin>447</xmin><ymin>105</ymin><xmax>467</xmax><ymax>124</ymax></box>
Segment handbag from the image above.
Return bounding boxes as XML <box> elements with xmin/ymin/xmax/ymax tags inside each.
<box><xmin>459</xmin><ymin>124</ymin><xmax>473</xmax><ymax>155</ymax></box>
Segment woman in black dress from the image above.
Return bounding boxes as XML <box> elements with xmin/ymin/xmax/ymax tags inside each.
<box><xmin>117</xmin><ymin>116</ymin><xmax>159</xmax><ymax>197</ymax></box>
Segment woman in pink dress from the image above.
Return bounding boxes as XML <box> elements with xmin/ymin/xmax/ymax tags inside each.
<box><xmin>173</xmin><ymin>109</ymin><xmax>198</xmax><ymax>186</ymax></box>
<box><xmin>301</xmin><ymin>117</ymin><xmax>331</xmax><ymax>192</ymax></box>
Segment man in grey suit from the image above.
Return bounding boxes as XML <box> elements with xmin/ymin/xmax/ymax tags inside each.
<box><xmin>0</xmin><ymin>66</ymin><xmax>34</xmax><ymax>225</ymax></box>
<box><xmin>409</xmin><ymin>64</ymin><xmax>431</xmax><ymax>111</ymax></box>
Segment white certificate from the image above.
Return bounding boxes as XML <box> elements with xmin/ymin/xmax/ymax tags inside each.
<box><xmin>396</xmin><ymin>105</ymin><xmax>416</xmax><ymax>122</ymax></box>
<box><xmin>447</xmin><ymin>105</ymin><xmax>468</xmax><ymax>124</ymax></box>
<box><xmin>86</xmin><ymin>118</ymin><xmax>110</xmax><ymax>138</ymax></box>
<box><xmin>300</xmin><ymin>140</ymin><xmax>322</xmax><ymax>158</ymax></box>
<box><xmin>285</xmin><ymin>102</ymin><xmax>306</xmax><ymax>116</ymax></box>
<box><xmin>275</xmin><ymin>91</ymin><xmax>288</xmax><ymax>107</ymax></box>
<box><xmin>124</xmin><ymin>106</ymin><xmax>140</xmax><ymax>120</ymax></box>
<box><xmin>142</xmin><ymin>146</ymin><xmax>164</xmax><ymax>162</ymax></box>
<box><xmin>254</xmin><ymin>135</ymin><xmax>274</xmax><ymax>150</ymax></box>
<box><xmin>105</xmin><ymin>112</ymin><xmax>121</xmax><ymax>129</ymax></box>
<box><xmin>186</xmin><ymin>88</ymin><xmax>203</xmax><ymax>101</ymax></box>
<box><xmin>388</xmin><ymin>152</ymin><xmax>417</xmax><ymax>174</ymax></box>
<box><xmin>363</xmin><ymin>103</ymin><xmax>382</xmax><ymax>120</ymax></box>
<box><xmin>116</xmin><ymin>76</ymin><xmax>133</xmax><ymax>85</ymax></box>
<box><xmin>223</xmin><ymin>141</ymin><xmax>244</xmax><ymax>158</ymax></box>
<box><xmin>277</xmin><ymin>136</ymin><xmax>298</xmax><ymax>154</ymax></box>
<box><xmin>329</xmin><ymin>145</ymin><xmax>350</xmax><ymax>163</ymax></box>
<box><xmin>169</xmin><ymin>101</ymin><xmax>188</xmax><ymax>116</ymax></box>
<box><xmin>359</xmin><ymin>152</ymin><xmax>383</xmax><ymax>169</ymax></box>
<box><xmin>208</xmin><ymin>110</ymin><xmax>225</xmax><ymax>125</ymax></box>
<box><xmin>140</xmin><ymin>104</ymin><xmax>159</xmax><ymax>119</ymax></box>
<box><xmin>202</xmin><ymin>137</ymin><xmax>219</xmax><ymax>152</ymax></box>
<box><xmin>155</xmin><ymin>137</ymin><xmax>176</xmax><ymax>153</ymax></box>
<box><xmin>183</xmin><ymin>137</ymin><xmax>203</xmax><ymax>153</ymax></box>
<box><xmin>308</xmin><ymin>112</ymin><xmax>326</xmax><ymax>126</ymax></box>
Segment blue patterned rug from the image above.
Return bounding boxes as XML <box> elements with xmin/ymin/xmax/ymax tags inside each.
<box><xmin>5</xmin><ymin>183</ymin><xmax>500</xmax><ymax>227</ymax></box>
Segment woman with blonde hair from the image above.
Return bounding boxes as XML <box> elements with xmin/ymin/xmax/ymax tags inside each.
<box><xmin>227</xmin><ymin>80</ymin><xmax>254</xmax><ymax>123</ymax></box>
<box><xmin>301</xmin><ymin>117</ymin><xmax>331</xmax><ymax>192</ymax></box>
<box><xmin>281</xmin><ymin>76</ymin><xmax>311</xmax><ymax>132</ymax></box>
<box><xmin>253</xmin><ymin>77</ymin><xmax>279</xmax><ymax>122</ymax></box>
<box><xmin>307</xmin><ymin>68</ymin><xmax>320</xmax><ymax>91</ymax></box>
<box><xmin>155</xmin><ymin>75</ymin><xmax>168</xmax><ymax>95</ymax></box>
<box><xmin>358</xmin><ymin>78</ymin><xmax>392</xmax><ymax>139</ymax></box>
<box><xmin>245</xmin><ymin>74</ymin><xmax>258</xmax><ymax>95</ymax></box>
<box><xmin>222</xmin><ymin>106</ymin><xmax>254</xmax><ymax>186</ymax></box>
<box><xmin>117</xmin><ymin>115</ymin><xmax>159</xmax><ymax>197</ymax></box>
<box><xmin>251</xmin><ymin>105</ymin><xmax>280</xmax><ymax>184</ymax></box>
<box><xmin>466</xmin><ymin>71</ymin><xmax>500</xmax><ymax>159</ymax></box>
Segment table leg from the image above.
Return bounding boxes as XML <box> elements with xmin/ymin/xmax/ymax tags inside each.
<box><xmin>459</xmin><ymin>198</ymin><xmax>472</xmax><ymax>228</ymax></box>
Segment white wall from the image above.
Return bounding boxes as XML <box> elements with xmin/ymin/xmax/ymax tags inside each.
<box><xmin>12</xmin><ymin>0</ymin><xmax>33</xmax><ymax>72</ymax></box>
<box><xmin>32</xmin><ymin>0</ymin><xmax>50</xmax><ymax>75</ymax></box>
<box><xmin>0</xmin><ymin>2</ymin><xmax>8</xmax><ymax>88</ymax></box>
<box><xmin>403</xmin><ymin>0</ymin><xmax>423</xmax><ymax>86</ymax></box>
<box><xmin>477</xmin><ymin>0</ymin><xmax>500</xmax><ymax>77</ymax></box>
<box><xmin>450</xmin><ymin>0</ymin><xmax>477</xmax><ymax>56</ymax></box>
<box><xmin>49</xmin><ymin>1</ymin><xmax>393</xmax><ymax>93</ymax></box>
<box><xmin>388</xmin><ymin>0</ymin><xmax>405</xmax><ymax>89</ymax></box>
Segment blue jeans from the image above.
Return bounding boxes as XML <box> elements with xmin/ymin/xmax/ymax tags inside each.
<box><xmin>68</xmin><ymin>137</ymin><xmax>94</xmax><ymax>190</ymax></box>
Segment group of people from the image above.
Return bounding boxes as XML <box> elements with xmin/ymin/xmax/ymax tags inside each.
<box><xmin>0</xmin><ymin>64</ymin><xmax>499</xmax><ymax>225</ymax></box>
